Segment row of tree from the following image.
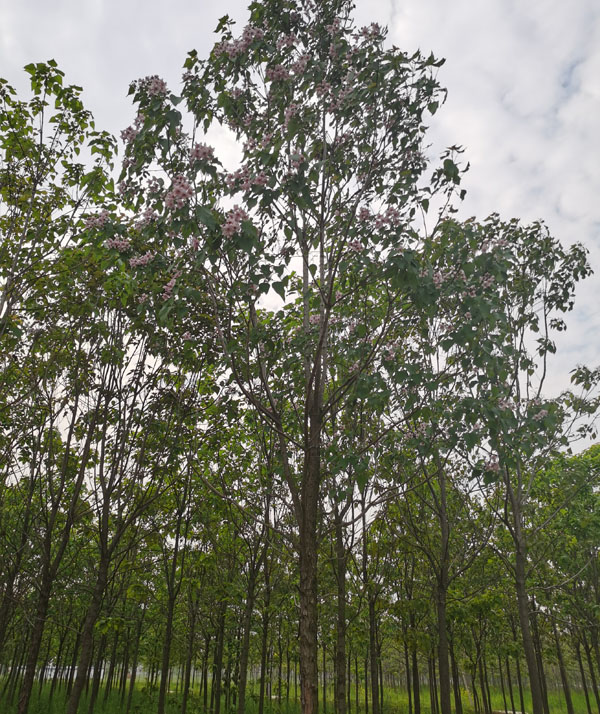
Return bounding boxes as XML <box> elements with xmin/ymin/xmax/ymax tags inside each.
<box><xmin>1</xmin><ymin>1</ymin><xmax>599</xmax><ymax>713</ymax></box>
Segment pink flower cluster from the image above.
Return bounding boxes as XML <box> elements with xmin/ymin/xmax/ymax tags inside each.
<box><xmin>215</xmin><ymin>25</ymin><xmax>264</xmax><ymax>59</ymax></box>
<box><xmin>146</xmin><ymin>76</ymin><xmax>168</xmax><ymax>96</ymax></box>
<box><xmin>226</xmin><ymin>165</ymin><xmax>252</xmax><ymax>192</ymax></box>
<box><xmin>484</xmin><ymin>457</ymin><xmax>500</xmax><ymax>473</ymax></box>
<box><xmin>120</xmin><ymin>126</ymin><xmax>139</xmax><ymax>144</ymax></box>
<box><xmin>226</xmin><ymin>166</ymin><xmax>268</xmax><ymax>192</ymax></box>
<box><xmin>162</xmin><ymin>270</ymin><xmax>182</xmax><ymax>301</ymax></box>
<box><xmin>348</xmin><ymin>240</ymin><xmax>364</xmax><ymax>252</ymax></box>
<box><xmin>129</xmin><ymin>251</ymin><xmax>155</xmax><ymax>268</ymax></box>
<box><xmin>165</xmin><ymin>175</ymin><xmax>194</xmax><ymax>209</ymax></box>
<box><xmin>533</xmin><ymin>409</ymin><xmax>549</xmax><ymax>421</ymax></box>
<box><xmin>316</xmin><ymin>80</ymin><xmax>331</xmax><ymax>98</ymax></box>
<box><xmin>309</xmin><ymin>314</ymin><xmax>320</xmax><ymax>325</ymax></box>
<box><xmin>105</xmin><ymin>237</ymin><xmax>130</xmax><ymax>252</ymax></box>
<box><xmin>85</xmin><ymin>209</ymin><xmax>110</xmax><ymax>229</ymax></box>
<box><xmin>222</xmin><ymin>205</ymin><xmax>249</xmax><ymax>238</ymax></box>
<box><xmin>284</xmin><ymin>104</ymin><xmax>299</xmax><ymax>130</ymax></box>
<box><xmin>266</xmin><ymin>64</ymin><xmax>290</xmax><ymax>82</ymax></box>
<box><xmin>291</xmin><ymin>53</ymin><xmax>310</xmax><ymax>75</ymax></box>
<box><xmin>191</xmin><ymin>143</ymin><xmax>214</xmax><ymax>162</ymax></box>
<box><xmin>480</xmin><ymin>273</ymin><xmax>494</xmax><ymax>289</ymax></box>
<box><xmin>135</xmin><ymin>207</ymin><xmax>158</xmax><ymax>228</ymax></box>
<box><xmin>325</xmin><ymin>18</ymin><xmax>342</xmax><ymax>35</ymax></box>
<box><xmin>276</xmin><ymin>33</ymin><xmax>297</xmax><ymax>50</ymax></box>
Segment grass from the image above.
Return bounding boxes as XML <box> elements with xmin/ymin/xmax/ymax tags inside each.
<box><xmin>0</xmin><ymin>680</ymin><xmax>593</xmax><ymax>714</ymax></box>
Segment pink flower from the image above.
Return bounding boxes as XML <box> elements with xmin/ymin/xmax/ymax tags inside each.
<box><xmin>222</xmin><ymin>205</ymin><xmax>249</xmax><ymax>238</ymax></box>
<box><xmin>105</xmin><ymin>237</ymin><xmax>131</xmax><ymax>252</ymax></box>
<box><xmin>266</xmin><ymin>64</ymin><xmax>290</xmax><ymax>82</ymax></box>
<box><xmin>129</xmin><ymin>251</ymin><xmax>155</xmax><ymax>268</ymax></box>
<box><xmin>348</xmin><ymin>240</ymin><xmax>363</xmax><ymax>252</ymax></box>
<box><xmin>165</xmin><ymin>175</ymin><xmax>194</xmax><ymax>209</ymax></box>
<box><xmin>120</xmin><ymin>126</ymin><xmax>139</xmax><ymax>144</ymax></box>
<box><xmin>85</xmin><ymin>210</ymin><xmax>110</xmax><ymax>229</ymax></box>
<box><xmin>191</xmin><ymin>143</ymin><xmax>215</xmax><ymax>162</ymax></box>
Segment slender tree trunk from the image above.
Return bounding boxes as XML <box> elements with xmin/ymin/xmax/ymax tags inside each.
<box><xmin>553</xmin><ymin>620</ymin><xmax>574</xmax><ymax>714</ymax></box>
<box><xmin>436</xmin><ymin>584</ymin><xmax>451</xmax><ymax>714</ymax></box>
<box><xmin>575</xmin><ymin>638</ymin><xmax>593</xmax><ymax>714</ymax></box>
<box><xmin>513</xmin><ymin>543</ymin><xmax>544</xmax><ymax>714</ymax></box>
<box><xmin>87</xmin><ymin>635</ymin><xmax>107</xmax><ymax>714</ymax></box>
<box><xmin>299</xmin><ymin>424</ymin><xmax>320</xmax><ymax>714</ymax></box>
<box><xmin>103</xmin><ymin>630</ymin><xmax>119</xmax><ymax>703</ymax></box>
<box><xmin>182</xmin><ymin>594</ymin><xmax>199</xmax><ymax>714</ymax></box>
<box><xmin>412</xmin><ymin>644</ymin><xmax>421</xmax><ymax>714</ymax></box>
<box><xmin>334</xmin><ymin>510</ymin><xmax>347</xmax><ymax>714</ymax></box>
<box><xmin>582</xmin><ymin>631</ymin><xmax>600</xmax><ymax>714</ymax></box>
<box><xmin>16</xmin><ymin>568</ymin><xmax>53</xmax><ymax>714</ymax></box>
<box><xmin>323</xmin><ymin>644</ymin><xmax>327</xmax><ymax>714</ymax></box>
<box><xmin>505</xmin><ymin>657</ymin><xmax>516</xmax><ymax>714</ymax></box>
<box><xmin>404</xmin><ymin>640</ymin><xmax>412</xmax><ymax>714</ymax></box>
<box><xmin>126</xmin><ymin>605</ymin><xmax>146</xmax><ymax>714</ymax></box>
<box><xmin>65</xmin><ymin>555</ymin><xmax>110</xmax><ymax>714</ymax></box>
<box><xmin>530</xmin><ymin>600</ymin><xmax>549</xmax><ymax>714</ymax></box>
<box><xmin>258</xmin><ymin>581</ymin><xmax>270</xmax><ymax>714</ymax></box>
<box><xmin>450</xmin><ymin>638</ymin><xmax>462</xmax><ymax>714</ymax></box>
<box><xmin>213</xmin><ymin>606</ymin><xmax>226</xmax><ymax>714</ymax></box>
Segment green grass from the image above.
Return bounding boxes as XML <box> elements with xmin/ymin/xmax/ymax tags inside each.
<box><xmin>0</xmin><ymin>680</ymin><xmax>593</xmax><ymax>714</ymax></box>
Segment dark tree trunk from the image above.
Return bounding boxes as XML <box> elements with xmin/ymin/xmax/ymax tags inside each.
<box><xmin>514</xmin><ymin>544</ymin><xmax>544</xmax><ymax>714</ymax></box>
<box><xmin>126</xmin><ymin>605</ymin><xmax>146</xmax><ymax>714</ymax></box>
<box><xmin>412</xmin><ymin>644</ymin><xmax>421</xmax><ymax>714</ymax></box>
<box><xmin>404</xmin><ymin>640</ymin><xmax>412</xmax><ymax>714</ymax></box>
<box><xmin>505</xmin><ymin>656</ymin><xmax>516</xmax><ymax>714</ymax></box>
<box><xmin>16</xmin><ymin>569</ymin><xmax>53</xmax><ymax>714</ymax></box>
<box><xmin>553</xmin><ymin>620</ymin><xmax>574</xmax><ymax>714</ymax></box>
<box><xmin>334</xmin><ymin>509</ymin><xmax>347</xmax><ymax>714</ymax></box>
<box><xmin>213</xmin><ymin>606</ymin><xmax>226</xmax><ymax>714</ymax></box>
<box><xmin>582</xmin><ymin>631</ymin><xmax>600</xmax><ymax>714</ymax></box>
<box><xmin>530</xmin><ymin>600</ymin><xmax>549</xmax><ymax>714</ymax></box>
<box><xmin>299</xmin><ymin>417</ymin><xmax>320</xmax><ymax>714</ymax></box>
<box><xmin>87</xmin><ymin>635</ymin><xmax>107</xmax><ymax>714</ymax></box>
<box><xmin>450</xmin><ymin>638</ymin><xmax>462</xmax><ymax>714</ymax></box>
<box><xmin>65</xmin><ymin>555</ymin><xmax>110</xmax><ymax>714</ymax></box>
<box><xmin>575</xmin><ymin>637</ymin><xmax>593</xmax><ymax>714</ymax></box>
<box><xmin>182</xmin><ymin>594</ymin><xmax>199</xmax><ymax>714</ymax></box>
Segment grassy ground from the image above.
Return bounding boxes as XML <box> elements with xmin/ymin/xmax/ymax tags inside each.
<box><xmin>0</xmin><ymin>681</ymin><xmax>592</xmax><ymax>714</ymax></box>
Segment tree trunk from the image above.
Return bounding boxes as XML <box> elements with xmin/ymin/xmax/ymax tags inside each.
<box><xmin>299</xmin><ymin>420</ymin><xmax>320</xmax><ymax>714</ymax></box>
<box><xmin>553</xmin><ymin>619</ymin><xmax>574</xmax><ymax>714</ymax></box>
<box><xmin>505</xmin><ymin>656</ymin><xmax>516</xmax><ymax>714</ymax></box>
<box><xmin>412</xmin><ymin>643</ymin><xmax>421</xmax><ymax>714</ymax></box>
<box><xmin>436</xmin><ymin>585</ymin><xmax>451</xmax><ymax>714</ymax></box>
<box><xmin>213</xmin><ymin>606</ymin><xmax>227</xmax><ymax>714</ymax></box>
<box><xmin>334</xmin><ymin>509</ymin><xmax>347</xmax><ymax>714</ymax></box>
<box><xmin>450</xmin><ymin>638</ymin><xmax>462</xmax><ymax>714</ymax></box>
<box><xmin>514</xmin><ymin>544</ymin><xmax>544</xmax><ymax>714</ymax></box>
<box><xmin>16</xmin><ymin>569</ymin><xmax>53</xmax><ymax>714</ymax></box>
<box><xmin>65</xmin><ymin>555</ymin><xmax>110</xmax><ymax>714</ymax></box>
<box><xmin>575</xmin><ymin>637</ymin><xmax>593</xmax><ymax>714</ymax></box>
<box><xmin>182</xmin><ymin>594</ymin><xmax>199</xmax><ymax>714</ymax></box>
<box><xmin>126</xmin><ymin>605</ymin><xmax>146</xmax><ymax>714</ymax></box>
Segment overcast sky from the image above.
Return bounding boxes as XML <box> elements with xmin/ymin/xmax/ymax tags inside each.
<box><xmin>1</xmin><ymin>0</ymin><xmax>599</xmax><ymax>404</ymax></box>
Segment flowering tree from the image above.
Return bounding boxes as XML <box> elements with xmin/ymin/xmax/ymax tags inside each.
<box><xmin>110</xmin><ymin>1</ymin><xmax>467</xmax><ymax>710</ymax></box>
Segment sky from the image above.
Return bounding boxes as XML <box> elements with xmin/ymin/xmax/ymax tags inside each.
<box><xmin>1</xmin><ymin>0</ymin><xmax>599</xmax><ymax>407</ymax></box>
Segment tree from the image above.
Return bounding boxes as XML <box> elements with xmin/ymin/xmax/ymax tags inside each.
<box><xmin>117</xmin><ymin>3</ymin><xmax>464</xmax><ymax>712</ymax></box>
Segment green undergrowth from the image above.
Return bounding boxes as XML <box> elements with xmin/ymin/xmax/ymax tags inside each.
<box><xmin>0</xmin><ymin>681</ymin><xmax>591</xmax><ymax>714</ymax></box>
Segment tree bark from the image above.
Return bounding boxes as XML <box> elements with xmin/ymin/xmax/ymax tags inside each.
<box><xmin>553</xmin><ymin>619</ymin><xmax>574</xmax><ymax>714</ymax></box>
<box><xmin>334</xmin><ymin>509</ymin><xmax>347</xmax><ymax>714</ymax></box>
<box><xmin>65</xmin><ymin>554</ymin><xmax>110</xmax><ymax>714</ymax></box>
